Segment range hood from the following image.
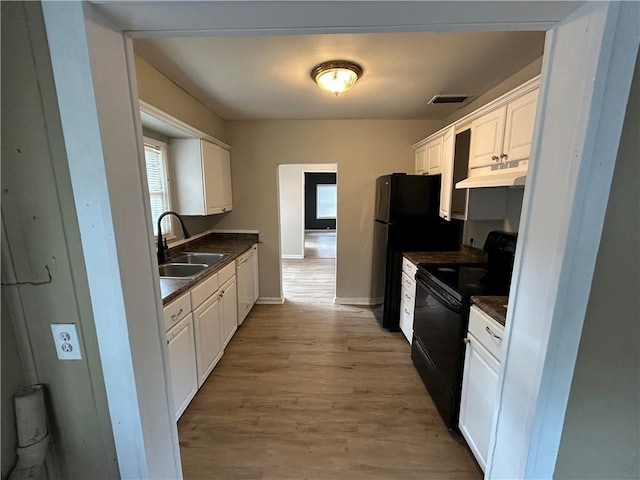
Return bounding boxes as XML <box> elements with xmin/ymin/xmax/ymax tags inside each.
<box><xmin>456</xmin><ymin>170</ymin><xmax>526</xmax><ymax>189</ymax></box>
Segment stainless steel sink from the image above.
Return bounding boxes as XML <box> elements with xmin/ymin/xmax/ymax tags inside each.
<box><xmin>158</xmin><ymin>263</ymin><xmax>208</xmax><ymax>278</ymax></box>
<box><xmin>169</xmin><ymin>252</ymin><xmax>227</xmax><ymax>266</ymax></box>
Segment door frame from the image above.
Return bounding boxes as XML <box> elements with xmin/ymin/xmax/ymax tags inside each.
<box><xmin>39</xmin><ymin>2</ymin><xmax>639</xmax><ymax>478</ymax></box>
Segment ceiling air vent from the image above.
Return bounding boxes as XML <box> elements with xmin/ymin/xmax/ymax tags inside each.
<box><xmin>427</xmin><ymin>94</ymin><xmax>470</xmax><ymax>104</ymax></box>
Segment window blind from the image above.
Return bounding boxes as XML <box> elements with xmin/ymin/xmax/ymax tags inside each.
<box><xmin>144</xmin><ymin>142</ymin><xmax>172</xmax><ymax>236</ymax></box>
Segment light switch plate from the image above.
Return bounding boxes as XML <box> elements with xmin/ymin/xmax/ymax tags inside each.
<box><xmin>50</xmin><ymin>324</ymin><xmax>82</xmax><ymax>360</ymax></box>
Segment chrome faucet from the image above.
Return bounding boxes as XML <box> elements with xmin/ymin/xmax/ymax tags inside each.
<box><xmin>157</xmin><ymin>211</ymin><xmax>191</xmax><ymax>265</ymax></box>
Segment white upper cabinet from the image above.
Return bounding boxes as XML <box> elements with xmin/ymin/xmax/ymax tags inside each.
<box><xmin>414</xmin><ymin>145</ymin><xmax>427</xmax><ymax>175</ymax></box>
<box><xmin>502</xmin><ymin>88</ymin><xmax>539</xmax><ymax>165</ymax></box>
<box><xmin>468</xmin><ymin>106</ymin><xmax>507</xmax><ymax>169</ymax></box>
<box><xmin>220</xmin><ymin>147</ymin><xmax>233</xmax><ymax>211</ymax></box>
<box><xmin>426</xmin><ymin>136</ymin><xmax>443</xmax><ymax>175</ymax></box>
<box><xmin>171</xmin><ymin>138</ymin><xmax>233</xmax><ymax>216</ymax></box>
<box><xmin>469</xmin><ymin>87</ymin><xmax>539</xmax><ymax>172</ymax></box>
<box><xmin>439</xmin><ymin>126</ymin><xmax>456</xmax><ymax>220</ymax></box>
<box><xmin>414</xmin><ymin>134</ymin><xmax>443</xmax><ymax>176</ymax></box>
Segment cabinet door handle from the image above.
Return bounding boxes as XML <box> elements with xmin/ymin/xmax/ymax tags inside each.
<box><xmin>486</xmin><ymin>326</ymin><xmax>502</xmax><ymax>340</ymax></box>
<box><xmin>404</xmin><ymin>308</ymin><xmax>410</xmax><ymax>315</ymax></box>
<box><xmin>500</xmin><ymin>153</ymin><xmax>508</xmax><ymax>160</ymax></box>
<box><xmin>171</xmin><ymin>308</ymin><xmax>183</xmax><ymax>321</ymax></box>
<box><xmin>491</xmin><ymin>155</ymin><xmax>499</xmax><ymax>161</ymax></box>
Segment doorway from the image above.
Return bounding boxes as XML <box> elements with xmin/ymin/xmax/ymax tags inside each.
<box><xmin>278</xmin><ymin>164</ymin><xmax>337</xmax><ymax>303</ymax></box>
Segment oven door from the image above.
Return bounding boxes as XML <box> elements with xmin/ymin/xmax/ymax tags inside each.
<box><xmin>413</xmin><ymin>272</ymin><xmax>465</xmax><ymax>393</ymax></box>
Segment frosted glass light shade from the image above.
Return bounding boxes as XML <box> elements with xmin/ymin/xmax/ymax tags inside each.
<box><xmin>311</xmin><ymin>61</ymin><xmax>362</xmax><ymax>95</ymax></box>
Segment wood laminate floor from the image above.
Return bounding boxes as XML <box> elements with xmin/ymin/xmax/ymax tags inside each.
<box><xmin>178</xmin><ymin>236</ymin><xmax>481</xmax><ymax>480</ymax></box>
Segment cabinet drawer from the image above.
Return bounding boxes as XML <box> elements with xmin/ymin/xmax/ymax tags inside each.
<box><xmin>190</xmin><ymin>272</ymin><xmax>219</xmax><ymax>309</ymax></box>
<box><xmin>401</xmin><ymin>285</ymin><xmax>415</xmax><ymax>308</ymax></box>
<box><xmin>236</xmin><ymin>249</ymin><xmax>252</xmax><ymax>266</ymax></box>
<box><xmin>399</xmin><ymin>298</ymin><xmax>414</xmax><ymax>344</ymax></box>
<box><xmin>469</xmin><ymin>305</ymin><xmax>505</xmax><ymax>361</ymax></box>
<box><xmin>401</xmin><ymin>272</ymin><xmax>416</xmax><ymax>298</ymax></box>
<box><xmin>218</xmin><ymin>262</ymin><xmax>235</xmax><ymax>286</ymax></box>
<box><xmin>163</xmin><ymin>291</ymin><xmax>192</xmax><ymax>332</ymax></box>
<box><xmin>402</xmin><ymin>257</ymin><xmax>417</xmax><ymax>278</ymax></box>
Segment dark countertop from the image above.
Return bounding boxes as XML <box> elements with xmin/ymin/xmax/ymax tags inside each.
<box><xmin>403</xmin><ymin>244</ymin><xmax>487</xmax><ymax>266</ymax></box>
<box><xmin>160</xmin><ymin>232</ymin><xmax>258</xmax><ymax>305</ymax></box>
<box><xmin>471</xmin><ymin>296</ymin><xmax>508</xmax><ymax>327</ymax></box>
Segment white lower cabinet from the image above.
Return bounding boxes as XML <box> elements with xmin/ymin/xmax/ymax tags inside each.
<box><xmin>459</xmin><ymin>306</ymin><xmax>505</xmax><ymax>472</ymax></box>
<box><xmin>251</xmin><ymin>244</ymin><xmax>259</xmax><ymax>303</ymax></box>
<box><xmin>220</xmin><ymin>276</ymin><xmax>238</xmax><ymax>348</ymax></box>
<box><xmin>236</xmin><ymin>247</ymin><xmax>257</xmax><ymax>325</ymax></box>
<box><xmin>193</xmin><ymin>293</ymin><xmax>223</xmax><ymax>387</ymax></box>
<box><xmin>166</xmin><ymin>314</ymin><xmax>198</xmax><ymax>420</ymax></box>
<box><xmin>164</xmin><ymin>261</ymin><xmax>240</xmax><ymax>417</ymax></box>
<box><xmin>399</xmin><ymin>257</ymin><xmax>417</xmax><ymax>344</ymax></box>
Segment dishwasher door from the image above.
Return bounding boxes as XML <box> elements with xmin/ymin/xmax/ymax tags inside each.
<box><xmin>236</xmin><ymin>251</ymin><xmax>254</xmax><ymax>325</ymax></box>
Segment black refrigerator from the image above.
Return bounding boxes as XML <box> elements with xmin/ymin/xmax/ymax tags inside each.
<box><xmin>371</xmin><ymin>173</ymin><xmax>462</xmax><ymax>330</ymax></box>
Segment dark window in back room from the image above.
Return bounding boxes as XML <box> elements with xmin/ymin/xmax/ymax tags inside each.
<box><xmin>304</xmin><ymin>172</ymin><xmax>337</xmax><ymax>230</ymax></box>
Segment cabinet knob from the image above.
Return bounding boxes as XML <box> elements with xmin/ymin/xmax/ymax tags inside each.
<box><xmin>491</xmin><ymin>155</ymin><xmax>500</xmax><ymax>162</ymax></box>
<box><xmin>500</xmin><ymin>153</ymin><xmax>508</xmax><ymax>160</ymax></box>
<box><xmin>463</xmin><ymin>337</ymin><xmax>470</xmax><ymax>344</ymax></box>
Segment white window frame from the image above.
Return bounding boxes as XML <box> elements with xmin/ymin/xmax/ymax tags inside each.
<box><xmin>316</xmin><ymin>184</ymin><xmax>337</xmax><ymax>220</ymax></box>
<box><xmin>143</xmin><ymin>136</ymin><xmax>175</xmax><ymax>240</ymax></box>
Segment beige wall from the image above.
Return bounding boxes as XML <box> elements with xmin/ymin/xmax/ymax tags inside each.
<box><xmin>554</xmin><ymin>52</ymin><xmax>639</xmax><ymax>480</ymax></box>
<box><xmin>210</xmin><ymin>119</ymin><xmax>441</xmax><ymax>301</ymax></box>
<box><xmin>279</xmin><ymin>163</ymin><xmax>337</xmax><ymax>258</ymax></box>
<box><xmin>134</xmin><ymin>54</ymin><xmax>226</xmax><ymax>141</ymax></box>
<box><xmin>463</xmin><ymin>188</ymin><xmax>525</xmax><ymax>247</ymax></box>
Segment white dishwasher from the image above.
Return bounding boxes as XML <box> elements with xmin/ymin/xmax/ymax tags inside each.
<box><xmin>236</xmin><ymin>249</ymin><xmax>254</xmax><ymax>325</ymax></box>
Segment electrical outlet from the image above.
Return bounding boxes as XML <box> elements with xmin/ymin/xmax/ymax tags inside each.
<box><xmin>50</xmin><ymin>324</ymin><xmax>82</xmax><ymax>360</ymax></box>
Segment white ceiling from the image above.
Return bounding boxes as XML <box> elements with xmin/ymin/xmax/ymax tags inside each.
<box><xmin>133</xmin><ymin>31</ymin><xmax>545</xmax><ymax>120</ymax></box>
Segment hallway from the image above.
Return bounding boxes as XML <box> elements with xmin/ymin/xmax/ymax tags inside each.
<box><xmin>177</xmin><ymin>230</ymin><xmax>480</xmax><ymax>479</ymax></box>
<box><xmin>282</xmin><ymin>231</ymin><xmax>336</xmax><ymax>304</ymax></box>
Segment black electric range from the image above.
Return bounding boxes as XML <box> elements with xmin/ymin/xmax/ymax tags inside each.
<box><xmin>411</xmin><ymin>231</ymin><xmax>517</xmax><ymax>430</ymax></box>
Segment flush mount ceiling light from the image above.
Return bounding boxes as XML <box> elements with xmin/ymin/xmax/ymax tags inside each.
<box><xmin>311</xmin><ymin>60</ymin><xmax>363</xmax><ymax>96</ymax></box>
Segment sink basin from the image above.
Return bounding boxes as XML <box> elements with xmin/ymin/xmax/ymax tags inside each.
<box><xmin>169</xmin><ymin>252</ymin><xmax>227</xmax><ymax>266</ymax></box>
<box><xmin>158</xmin><ymin>263</ymin><xmax>208</xmax><ymax>278</ymax></box>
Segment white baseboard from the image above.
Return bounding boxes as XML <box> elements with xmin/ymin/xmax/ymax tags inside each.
<box><xmin>333</xmin><ymin>297</ymin><xmax>381</xmax><ymax>306</ymax></box>
<box><xmin>281</xmin><ymin>254</ymin><xmax>304</xmax><ymax>259</ymax></box>
<box><xmin>256</xmin><ymin>296</ymin><xmax>285</xmax><ymax>305</ymax></box>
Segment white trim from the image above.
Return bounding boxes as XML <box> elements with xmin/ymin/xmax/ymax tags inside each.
<box><xmin>256</xmin><ymin>296</ymin><xmax>285</xmax><ymax>305</ymax></box>
<box><xmin>333</xmin><ymin>297</ymin><xmax>381</xmax><ymax>306</ymax></box>
<box><xmin>281</xmin><ymin>254</ymin><xmax>304</xmax><ymax>260</ymax></box>
<box><xmin>139</xmin><ymin>100</ymin><xmax>231</xmax><ymax>149</ymax></box>
<box><xmin>142</xmin><ymin>135</ymin><xmax>175</xmax><ymax>239</ymax></box>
